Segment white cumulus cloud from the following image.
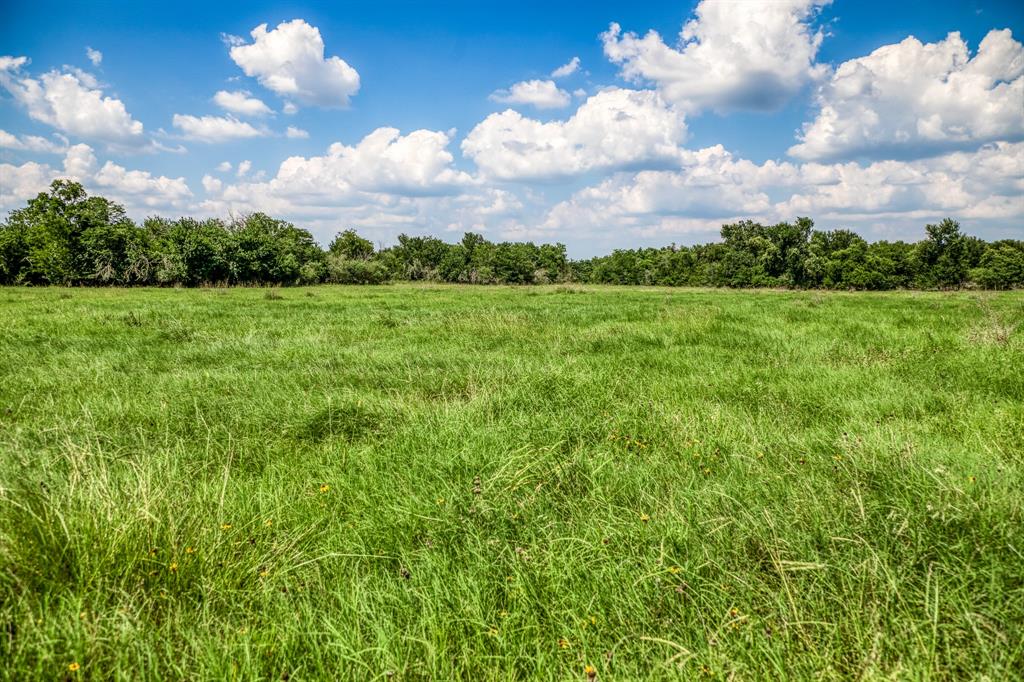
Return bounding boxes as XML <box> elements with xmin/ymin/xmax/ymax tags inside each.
<box><xmin>1</xmin><ymin>144</ymin><xmax>192</xmax><ymax>214</ymax></box>
<box><xmin>0</xmin><ymin>129</ymin><xmax>68</xmax><ymax>154</ymax></box>
<box><xmin>602</xmin><ymin>0</ymin><xmax>830</xmax><ymax>113</ymax></box>
<box><xmin>463</xmin><ymin>88</ymin><xmax>687</xmax><ymax>180</ymax></box>
<box><xmin>265</xmin><ymin>127</ymin><xmax>473</xmax><ymax>197</ymax></box>
<box><xmin>85</xmin><ymin>47</ymin><xmax>103</xmax><ymax>66</ymax></box>
<box><xmin>0</xmin><ymin>56</ymin><xmax>147</xmax><ymax>149</ymax></box>
<box><xmin>541</xmin><ymin>142</ymin><xmax>1024</xmax><ymax>239</ymax></box>
<box><xmin>171</xmin><ymin>114</ymin><xmax>268</xmax><ymax>143</ymax></box>
<box><xmin>213</xmin><ymin>90</ymin><xmax>273</xmax><ymax>117</ymax></box>
<box><xmin>202</xmin><ymin>175</ymin><xmax>222</xmax><ymax>193</ymax></box>
<box><xmin>93</xmin><ymin>160</ymin><xmax>193</xmax><ymax>208</ymax></box>
<box><xmin>227</xmin><ymin>19</ymin><xmax>360</xmax><ymax>108</ymax></box>
<box><xmin>285</xmin><ymin>125</ymin><xmax>309</xmax><ymax>139</ymax></box>
<box><xmin>790</xmin><ymin>29</ymin><xmax>1024</xmax><ymax>161</ymax></box>
<box><xmin>551</xmin><ymin>57</ymin><xmax>580</xmax><ymax>78</ymax></box>
<box><xmin>198</xmin><ymin>127</ymin><xmax>490</xmax><ymax>242</ymax></box>
<box><xmin>0</xmin><ymin>159</ymin><xmax>61</xmax><ymax>210</ymax></box>
<box><xmin>489</xmin><ymin>79</ymin><xmax>571</xmax><ymax>109</ymax></box>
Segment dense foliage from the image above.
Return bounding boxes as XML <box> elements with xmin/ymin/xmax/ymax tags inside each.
<box><xmin>2</xmin><ymin>180</ymin><xmax>1022</xmax><ymax>288</ymax></box>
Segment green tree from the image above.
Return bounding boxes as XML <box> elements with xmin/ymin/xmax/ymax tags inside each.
<box><xmin>537</xmin><ymin>243</ymin><xmax>569</xmax><ymax>283</ymax></box>
<box><xmin>969</xmin><ymin>241</ymin><xmax>1024</xmax><ymax>289</ymax></box>
<box><xmin>79</xmin><ymin>220</ymin><xmax>150</xmax><ymax>284</ymax></box>
<box><xmin>228</xmin><ymin>213</ymin><xmax>324</xmax><ymax>284</ymax></box>
<box><xmin>329</xmin><ymin>229</ymin><xmax>374</xmax><ymax>260</ymax></box>
<box><xmin>2</xmin><ymin>180</ymin><xmax>130</xmax><ymax>284</ymax></box>
<box><xmin>145</xmin><ymin>217</ymin><xmax>232</xmax><ymax>285</ymax></box>
<box><xmin>806</xmin><ymin>229</ymin><xmax>870</xmax><ymax>288</ymax></box>
<box><xmin>915</xmin><ymin>218</ymin><xmax>970</xmax><ymax>288</ymax></box>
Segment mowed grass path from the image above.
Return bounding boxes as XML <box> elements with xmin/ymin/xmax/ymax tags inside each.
<box><xmin>1</xmin><ymin>285</ymin><xmax>1022</xmax><ymax>680</ymax></box>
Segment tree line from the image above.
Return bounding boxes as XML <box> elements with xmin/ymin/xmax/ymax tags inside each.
<box><xmin>2</xmin><ymin>180</ymin><xmax>1022</xmax><ymax>289</ymax></box>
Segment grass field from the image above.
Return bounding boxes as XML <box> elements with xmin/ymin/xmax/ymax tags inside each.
<box><xmin>1</xmin><ymin>284</ymin><xmax>1022</xmax><ymax>680</ymax></box>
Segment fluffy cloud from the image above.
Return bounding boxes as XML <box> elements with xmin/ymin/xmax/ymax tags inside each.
<box><xmin>194</xmin><ymin>127</ymin><xmax>482</xmax><ymax>230</ymax></box>
<box><xmin>216</xmin><ymin>127</ymin><xmax>473</xmax><ymax>201</ymax></box>
<box><xmin>542</xmin><ymin>146</ymin><xmax>777</xmax><ymax>234</ymax></box>
<box><xmin>285</xmin><ymin>125</ymin><xmax>309</xmax><ymax>139</ymax></box>
<box><xmin>93</xmin><ymin>160</ymin><xmax>193</xmax><ymax>208</ymax></box>
<box><xmin>542</xmin><ymin>142</ymin><xmax>1024</xmax><ymax>238</ymax></box>
<box><xmin>463</xmin><ymin>88</ymin><xmax>687</xmax><ymax>180</ymax></box>
<box><xmin>489</xmin><ymin>80</ymin><xmax>571</xmax><ymax>109</ymax></box>
<box><xmin>171</xmin><ymin>114</ymin><xmax>267</xmax><ymax>143</ymax></box>
<box><xmin>551</xmin><ymin>57</ymin><xmax>580</xmax><ymax>78</ymax></box>
<box><xmin>790</xmin><ymin>29</ymin><xmax>1024</xmax><ymax>161</ymax></box>
<box><xmin>0</xmin><ymin>159</ymin><xmax>59</xmax><ymax>210</ymax></box>
<box><xmin>0</xmin><ymin>144</ymin><xmax>191</xmax><ymax>213</ymax></box>
<box><xmin>213</xmin><ymin>90</ymin><xmax>273</xmax><ymax>116</ymax></box>
<box><xmin>227</xmin><ymin>19</ymin><xmax>360</xmax><ymax>108</ymax></box>
<box><xmin>778</xmin><ymin>143</ymin><xmax>1024</xmax><ymax>220</ymax></box>
<box><xmin>602</xmin><ymin>0</ymin><xmax>830</xmax><ymax>113</ymax></box>
<box><xmin>85</xmin><ymin>47</ymin><xmax>102</xmax><ymax>66</ymax></box>
<box><xmin>202</xmin><ymin>175</ymin><xmax>222</xmax><ymax>193</ymax></box>
<box><xmin>0</xmin><ymin>56</ymin><xmax>147</xmax><ymax>149</ymax></box>
<box><xmin>197</xmin><ymin>128</ymin><xmax>518</xmax><ymax>243</ymax></box>
<box><xmin>62</xmin><ymin>143</ymin><xmax>96</xmax><ymax>178</ymax></box>
<box><xmin>0</xmin><ymin>129</ymin><xmax>68</xmax><ymax>153</ymax></box>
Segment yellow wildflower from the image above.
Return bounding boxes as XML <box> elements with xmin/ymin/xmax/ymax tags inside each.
<box><xmin>220</xmin><ymin>523</ymin><xmax>232</xmax><ymax>530</ymax></box>
<box><xmin>320</xmin><ymin>484</ymin><xmax>330</xmax><ymax>493</ymax></box>
<box><xmin>68</xmin><ymin>662</ymin><xmax>80</xmax><ymax>672</ymax></box>
<box><xmin>585</xmin><ymin>664</ymin><xmax>597</xmax><ymax>679</ymax></box>
<box><xmin>169</xmin><ymin>562</ymin><xmax>178</xmax><ymax>573</ymax></box>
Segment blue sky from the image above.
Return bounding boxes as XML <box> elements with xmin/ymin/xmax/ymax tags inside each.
<box><xmin>2</xmin><ymin>0</ymin><xmax>1022</xmax><ymax>255</ymax></box>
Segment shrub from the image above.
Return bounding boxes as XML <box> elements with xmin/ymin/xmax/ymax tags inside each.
<box><xmin>969</xmin><ymin>243</ymin><xmax>1024</xmax><ymax>289</ymax></box>
<box><xmin>326</xmin><ymin>255</ymin><xmax>389</xmax><ymax>284</ymax></box>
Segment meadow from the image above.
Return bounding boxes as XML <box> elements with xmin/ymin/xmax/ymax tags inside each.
<box><xmin>0</xmin><ymin>284</ymin><xmax>1021</xmax><ymax>680</ymax></box>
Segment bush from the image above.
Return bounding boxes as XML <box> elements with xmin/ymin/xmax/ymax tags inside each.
<box><xmin>326</xmin><ymin>256</ymin><xmax>389</xmax><ymax>284</ymax></box>
<box><xmin>969</xmin><ymin>243</ymin><xmax>1024</xmax><ymax>289</ymax></box>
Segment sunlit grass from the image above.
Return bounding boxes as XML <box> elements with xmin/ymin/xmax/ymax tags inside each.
<box><xmin>1</xmin><ymin>284</ymin><xmax>1022</xmax><ymax>679</ymax></box>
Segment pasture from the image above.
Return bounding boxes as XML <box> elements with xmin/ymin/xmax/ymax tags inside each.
<box><xmin>1</xmin><ymin>285</ymin><xmax>1021</xmax><ymax>680</ymax></box>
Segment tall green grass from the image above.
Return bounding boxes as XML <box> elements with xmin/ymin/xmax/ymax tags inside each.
<box><xmin>1</xmin><ymin>285</ymin><xmax>1021</xmax><ymax>680</ymax></box>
